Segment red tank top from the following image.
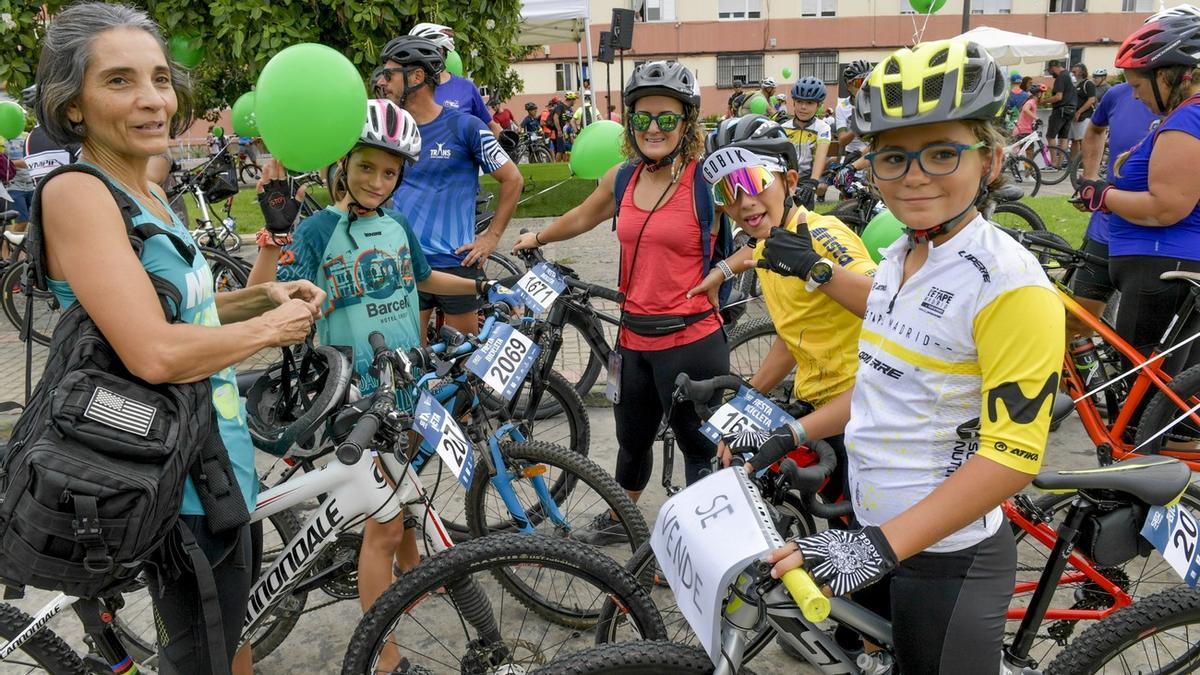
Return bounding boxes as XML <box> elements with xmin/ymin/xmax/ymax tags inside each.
<box><xmin>617</xmin><ymin>160</ymin><xmax>722</xmax><ymax>351</ymax></box>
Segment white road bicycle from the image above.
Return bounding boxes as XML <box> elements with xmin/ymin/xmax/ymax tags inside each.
<box><xmin>1005</xmin><ymin>118</ymin><xmax>1072</xmax><ymax>186</ymax></box>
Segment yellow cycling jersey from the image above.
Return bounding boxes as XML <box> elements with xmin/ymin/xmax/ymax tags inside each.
<box><xmin>752</xmin><ymin>209</ymin><xmax>876</xmax><ymax>407</ymax></box>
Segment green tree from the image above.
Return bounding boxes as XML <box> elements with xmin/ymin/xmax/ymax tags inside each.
<box><xmin>0</xmin><ymin>0</ymin><xmax>526</xmax><ymax>117</ymax></box>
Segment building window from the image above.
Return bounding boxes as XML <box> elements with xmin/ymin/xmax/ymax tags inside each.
<box><xmin>1050</xmin><ymin>0</ymin><xmax>1086</xmax><ymax>11</ymax></box>
<box><xmin>555</xmin><ymin>63</ymin><xmax>573</xmax><ymax>92</ymax></box>
<box><xmin>1121</xmin><ymin>0</ymin><xmax>1152</xmax><ymax>9</ymax></box>
<box><xmin>1068</xmin><ymin>46</ymin><xmax>1084</xmax><ymax>68</ymax></box>
<box><xmin>801</xmin><ymin>0</ymin><xmax>837</xmax><ymax>16</ymax></box>
<box><xmin>970</xmin><ymin>0</ymin><xmax>1013</xmax><ymax>13</ymax></box>
<box><xmin>798</xmin><ymin>51</ymin><xmax>840</xmax><ymax>83</ymax></box>
<box><xmin>718</xmin><ymin>0</ymin><xmax>763</xmax><ymax>19</ymax></box>
<box><xmin>644</xmin><ymin>0</ymin><xmax>676</xmax><ymax>21</ymax></box>
<box><xmin>717</xmin><ymin>53</ymin><xmax>765</xmax><ymax>88</ymax></box>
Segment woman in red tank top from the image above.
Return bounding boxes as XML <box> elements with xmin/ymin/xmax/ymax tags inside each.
<box><xmin>513</xmin><ymin>61</ymin><xmax>729</xmax><ymax>544</ymax></box>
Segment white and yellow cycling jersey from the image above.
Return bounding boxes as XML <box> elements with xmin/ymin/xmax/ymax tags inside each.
<box><xmin>834</xmin><ymin>97</ymin><xmax>868</xmax><ymax>155</ymax></box>
<box><xmin>781</xmin><ymin>116</ymin><xmax>831</xmax><ymax>177</ymax></box>
<box><xmin>844</xmin><ymin>215</ymin><xmax>1064</xmax><ymax>553</ymax></box>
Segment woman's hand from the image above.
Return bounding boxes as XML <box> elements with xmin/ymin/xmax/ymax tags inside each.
<box><xmin>259</xmin><ymin>298</ymin><xmax>318</xmax><ymax>347</ymax></box>
<box><xmin>687</xmin><ymin>260</ymin><xmax>754</xmax><ymax>308</ymax></box>
<box><xmin>512</xmin><ymin>231</ymin><xmax>542</xmax><ymax>252</ymax></box>
<box><xmin>263</xmin><ymin>280</ymin><xmax>325</xmax><ymax>315</ymax></box>
<box><xmin>255</xmin><ymin>159</ymin><xmax>288</xmax><ymax>193</ymax></box>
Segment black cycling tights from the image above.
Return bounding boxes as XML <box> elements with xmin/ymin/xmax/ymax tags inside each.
<box><xmin>1109</xmin><ymin>255</ymin><xmax>1200</xmax><ymax>376</ymax></box>
<box><xmin>613</xmin><ymin>329</ymin><xmax>730</xmax><ymax>492</ymax></box>
<box><xmin>851</xmin><ymin>526</ymin><xmax>1016</xmax><ymax>673</ymax></box>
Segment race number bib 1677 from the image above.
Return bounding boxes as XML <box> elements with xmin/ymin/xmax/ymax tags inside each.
<box><xmin>1142</xmin><ymin>504</ymin><xmax>1200</xmax><ymax>587</ymax></box>
<box><xmin>466</xmin><ymin>323</ymin><xmax>541</xmax><ymax>401</ymax></box>
<box><xmin>414</xmin><ymin>392</ymin><xmax>476</xmax><ymax>489</ymax></box>
<box><xmin>698</xmin><ymin>386</ymin><xmax>795</xmax><ymax>444</ymax></box>
<box><xmin>514</xmin><ymin>263</ymin><xmax>567</xmax><ymax>315</ymax></box>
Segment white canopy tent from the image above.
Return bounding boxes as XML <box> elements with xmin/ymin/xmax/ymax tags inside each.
<box><xmin>519</xmin><ymin>0</ymin><xmax>594</xmax><ymax>96</ymax></box>
<box><xmin>955</xmin><ymin>26</ymin><xmax>1069</xmax><ymax>67</ymax></box>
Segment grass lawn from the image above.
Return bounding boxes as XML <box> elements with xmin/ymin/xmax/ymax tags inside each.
<box><xmin>212</xmin><ymin>161</ymin><xmax>1092</xmax><ymax>244</ymax></box>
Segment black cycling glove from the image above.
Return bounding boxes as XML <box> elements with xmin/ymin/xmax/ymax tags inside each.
<box><xmin>792</xmin><ymin>526</ymin><xmax>898</xmax><ymax>597</ymax></box>
<box><xmin>795</xmin><ymin>178</ymin><xmax>819</xmax><ymax>211</ymax></box>
<box><xmin>1074</xmin><ymin>179</ymin><xmax>1113</xmax><ymax>213</ymax></box>
<box><xmin>758</xmin><ymin>224</ymin><xmax>822</xmax><ymax>280</ymax></box>
<box><xmin>721</xmin><ymin>425</ymin><xmax>798</xmax><ymax>469</ymax></box>
<box><xmin>257</xmin><ymin>179</ymin><xmax>302</xmax><ymax>234</ymax></box>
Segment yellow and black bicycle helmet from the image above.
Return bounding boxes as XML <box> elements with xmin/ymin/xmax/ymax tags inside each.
<box><xmin>852</xmin><ymin>39</ymin><xmax>1008</xmax><ymax>139</ymax></box>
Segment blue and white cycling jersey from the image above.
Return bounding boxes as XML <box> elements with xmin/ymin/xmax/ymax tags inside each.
<box><xmin>393</xmin><ymin>107</ymin><xmax>510</xmax><ymax>269</ymax></box>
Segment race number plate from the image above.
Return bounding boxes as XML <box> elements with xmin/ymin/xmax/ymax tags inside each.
<box><xmin>514</xmin><ymin>263</ymin><xmax>567</xmax><ymax>314</ymax></box>
<box><xmin>1142</xmin><ymin>504</ymin><xmax>1200</xmax><ymax>587</ymax></box>
<box><xmin>698</xmin><ymin>386</ymin><xmax>795</xmax><ymax>444</ymax></box>
<box><xmin>414</xmin><ymin>392</ymin><xmax>476</xmax><ymax>489</ymax></box>
<box><xmin>466</xmin><ymin>323</ymin><xmax>541</xmax><ymax>401</ymax></box>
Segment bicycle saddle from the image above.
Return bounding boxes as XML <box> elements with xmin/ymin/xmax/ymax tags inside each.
<box><xmin>3</xmin><ymin>230</ymin><xmax>25</xmax><ymax>246</ymax></box>
<box><xmin>1161</xmin><ymin>270</ymin><xmax>1200</xmax><ymax>286</ymax></box>
<box><xmin>992</xmin><ymin>184</ymin><xmax>1025</xmax><ymax>203</ymax></box>
<box><xmin>1033</xmin><ymin>456</ymin><xmax>1192</xmax><ymax>507</ymax></box>
<box><xmin>0</xmin><ymin>210</ymin><xmax>19</xmax><ymax>224</ymax></box>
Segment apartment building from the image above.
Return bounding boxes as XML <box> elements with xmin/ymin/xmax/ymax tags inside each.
<box><xmin>507</xmin><ymin>0</ymin><xmax>1181</xmax><ymax>118</ymax></box>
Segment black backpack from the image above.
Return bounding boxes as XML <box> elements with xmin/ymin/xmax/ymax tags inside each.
<box><xmin>0</xmin><ymin>164</ymin><xmax>249</xmax><ymax>602</ymax></box>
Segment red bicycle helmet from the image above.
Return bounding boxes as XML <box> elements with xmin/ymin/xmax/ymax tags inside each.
<box><xmin>1116</xmin><ymin>15</ymin><xmax>1200</xmax><ymax>70</ymax></box>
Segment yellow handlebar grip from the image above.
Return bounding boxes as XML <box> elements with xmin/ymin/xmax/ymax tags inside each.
<box><xmin>781</xmin><ymin>569</ymin><xmax>830</xmax><ymax>622</ymax></box>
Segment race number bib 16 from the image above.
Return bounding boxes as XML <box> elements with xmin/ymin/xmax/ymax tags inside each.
<box><xmin>1142</xmin><ymin>504</ymin><xmax>1200</xmax><ymax>587</ymax></box>
<box><xmin>466</xmin><ymin>323</ymin><xmax>541</xmax><ymax>401</ymax></box>
<box><xmin>514</xmin><ymin>263</ymin><xmax>567</xmax><ymax>314</ymax></box>
<box><xmin>698</xmin><ymin>386</ymin><xmax>795</xmax><ymax>444</ymax></box>
<box><xmin>414</xmin><ymin>392</ymin><xmax>476</xmax><ymax>489</ymax></box>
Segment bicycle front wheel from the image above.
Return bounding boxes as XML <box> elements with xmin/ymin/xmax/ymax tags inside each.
<box><xmin>728</xmin><ymin>316</ymin><xmax>792</xmax><ymax>402</ymax></box>
<box><xmin>1039</xmin><ymin>146</ymin><xmax>1073</xmax><ymax>185</ymax></box>
<box><xmin>0</xmin><ymin>603</ymin><xmax>86</xmax><ymax>674</ymax></box>
<box><xmin>990</xmin><ymin>201</ymin><xmax>1047</xmax><ymax>232</ymax></box>
<box><xmin>1046</xmin><ymin>586</ymin><xmax>1200</xmax><ymax>674</ymax></box>
<box><xmin>532</xmin><ymin>641</ymin><xmax>758</xmax><ymax>675</ymax></box>
<box><xmin>1006</xmin><ymin>156</ymin><xmax>1042</xmax><ymax>197</ymax></box>
<box><xmin>339</xmin><ymin>534</ymin><xmax>666</xmax><ymax>675</ymax></box>
<box><xmin>2</xmin><ymin>260</ymin><xmax>61</xmax><ymax>345</ymax></box>
<box><xmin>201</xmin><ymin>246</ymin><xmax>249</xmax><ymax>293</ymax></box>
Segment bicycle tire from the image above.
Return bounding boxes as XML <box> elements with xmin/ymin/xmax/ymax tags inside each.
<box><xmin>727</xmin><ymin>316</ymin><xmax>792</xmax><ymax>402</ymax></box>
<box><xmin>0</xmin><ymin>602</ymin><xmax>87</xmax><ymax>674</ymax></box>
<box><xmin>1009</xmin><ymin>486</ymin><xmax>1200</xmax><ymax>665</ymax></box>
<box><xmin>339</xmin><ymin>533</ymin><xmax>667</xmax><ymax>674</ymax></box>
<box><xmin>483</xmin><ymin>251</ymin><xmax>521</xmax><ymax>280</ymax></box>
<box><xmin>548</xmin><ymin>312</ymin><xmax>606</xmax><ymax>400</ymax></box>
<box><xmin>1045</xmin><ymin>586</ymin><xmax>1200</xmax><ymax>674</ymax></box>
<box><xmin>201</xmin><ymin>246</ymin><xmax>250</xmax><ymax>293</ymax></box>
<box><xmin>2</xmin><ymin>260</ymin><xmax>59</xmax><ymax>346</ymax></box>
<box><xmin>990</xmin><ymin>201</ymin><xmax>1047</xmax><ymax>232</ymax></box>
<box><xmin>1005</xmin><ymin>156</ymin><xmax>1042</xmax><ymax>197</ymax></box>
<box><xmin>465</xmin><ymin>441</ymin><xmax>649</xmax><ymax>626</ymax></box>
<box><xmin>531</xmin><ymin>640</ymin><xmax>758</xmax><ymax>675</ymax></box>
<box><xmin>596</xmin><ymin>493</ymin><xmax>815</xmax><ymax>653</ymax></box>
<box><xmin>533</xmin><ymin>146</ymin><xmax>554</xmax><ymax>164</ymax></box>
<box><xmin>1132</xmin><ymin>362</ymin><xmax>1200</xmax><ymax>453</ymax></box>
<box><xmin>108</xmin><ymin>503</ymin><xmax>307</xmax><ymax>664</ymax></box>
<box><xmin>1067</xmin><ymin>148</ymin><xmax>1109</xmax><ymax>191</ymax></box>
<box><xmin>1039</xmin><ymin>146</ymin><xmax>1073</xmax><ymax>185</ymax></box>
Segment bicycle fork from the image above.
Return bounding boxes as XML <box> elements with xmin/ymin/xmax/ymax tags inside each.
<box><xmin>483</xmin><ymin>426</ymin><xmax>571</xmax><ymax>533</ymax></box>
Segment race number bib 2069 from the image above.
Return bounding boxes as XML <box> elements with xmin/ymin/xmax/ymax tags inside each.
<box><xmin>466</xmin><ymin>323</ymin><xmax>541</xmax><ymax>401</ymax></box>
<box><xmin>514</xmin><ymin>263</ymin><xmax>567</xmax><ymax>315</ymax></box>
<box><xmin>1142</xmin><ymin>504</ymin><xmax>1200</xmax><ymax>587</ymax></box>
<box><xmin>414</xmin><ymin>392</ymin><xmax>476</xmax><ymax>489</ymax></box>
<box><xmin>698</xmin><ymin>386</ymin><xmax>795</xmax><ymax>444</ymax></box>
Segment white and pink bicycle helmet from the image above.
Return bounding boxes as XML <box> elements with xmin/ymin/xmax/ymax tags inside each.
<box><xmin>360</xmin><ymin>99</ymin><xmax>421</xmax><ymax>165</ymax></box>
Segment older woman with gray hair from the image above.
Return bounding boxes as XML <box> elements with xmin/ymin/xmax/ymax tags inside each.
<box><xmin>32</xmin><ymin>3</ymin><xmax>324</xmax><ymax>672</ymax></box>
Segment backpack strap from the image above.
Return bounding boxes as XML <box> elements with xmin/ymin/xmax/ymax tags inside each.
<box><xmin>610</xmin><ymin>160</ymin><xmax>639</xmax><ymax>231</ymax></box>
<box><xmin>692</xmin><ymin>162</ymin><xmax>715</xmax><ymax>271</ymax></box>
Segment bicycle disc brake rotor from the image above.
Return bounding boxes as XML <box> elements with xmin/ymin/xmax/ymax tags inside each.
<box><xmin>312</xmin><ymin>531</ymin><xmax>361</xmax><ymax>599</ymax></box>
<box><xmin>460</xmin><ymin>637</ymin><xmax>544</xmax><ymax>675</ymax></box>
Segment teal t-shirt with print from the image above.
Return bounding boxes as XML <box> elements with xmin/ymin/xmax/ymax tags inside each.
<box><xmin>276</xmin><ymin>206</ymin><xmax>432</xmax><ymax>393</ymax></box>
<box><xmin>46</xmin><ymin>173</ymin><xmax>258</xmax><ymax>515</ymax></box>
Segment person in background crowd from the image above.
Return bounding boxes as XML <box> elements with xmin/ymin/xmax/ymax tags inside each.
<box><xmin>207</xmin><ymin>125</ymin><xmax>223</xmax><ymax>156</ymax></box>
<box><xmin>782</xmin><ymin>76</ymin><xmax>833</xmax><ymax>208</ymax></box>
<box><xmin>738</xmin><ymin>77</ymin><xmax>775</xmax><ymax>116</ymax></box>
<box><xmin>1014</xmin><ymin>83</ymin><xmax>1044</xmax><ymax>168</ymax></box>
<box><xmin>552</xmin><ymin>92</ymin><xmax>576</xmax><ymax>161</ymax></box>
<box><xmin>573</xmin><ymin>93</ymin><xmax>602</xmax><ymax>128</ymax></box>
<box><xmin>489</xmin><ymin>98</ymin><xmax>515</xmax><ymax>131</ymax></box>
<box><xmin>1093</xmin><ymin>68</ymin><xmax>1112</xmax><ymax>101</ymax></box>
<box><xmin>1043</xmin><ymin>59</ymin><xmax>1077</xmax><ymax>166</ymax></box>
<box><xmin>1070</xmin><ymin>62</ymin><xmax>1098</xmax><ymax>161</ymax></box>
<box><xmin>521</xmin><ymin>101</ymin><xmax>541</xmax><ymax>134</ymax></box>
<box><xmin>1003</xmin><ymin>72</ymin><xmax>1032</xmax><ymax>132</ymax></box>
<box><xmin>582</xmin><ymin>77</ymin><xmax>593</xmax><ymax>98</ymax></box>
<box><xmin>727</xmin><ymin>77</ymin><xmax>747</xmax><ymax>118</ymax></box>
<box><xmin>608</xmin><ymin>104</ymin><xmax>622</xmax><ymax>124</ymax></box>
<box><xmin>3</xmin><ymin>132</ymin><xmax>34</xmax><ymax>236</ymax></box>
<box><xmin>408</xmin><ymin>22</ymin><xmax>504</xmax><ymax>136</ymax></box>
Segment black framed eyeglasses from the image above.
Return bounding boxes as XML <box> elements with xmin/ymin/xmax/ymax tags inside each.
<box><xmin>629</xmin><ymin>111</ymin><xmax>683</xmax><ymax>132</ymax></box>
<box><xmin>865</xmin><ymin>141</ymin><xmax>986</xmax><ymax>181</ymax></box>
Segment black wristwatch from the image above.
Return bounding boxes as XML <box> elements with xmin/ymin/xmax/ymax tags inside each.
<box><xmin>805</xmin><ymin>259</ymin><xmax>835</xmax><ymax>292</ymax></box>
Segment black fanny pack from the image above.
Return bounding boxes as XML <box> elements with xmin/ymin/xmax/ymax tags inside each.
<box><xmin>620</xmin><ymin>309</ymin><xmax>714</xmax><ymax>336</ymax></box>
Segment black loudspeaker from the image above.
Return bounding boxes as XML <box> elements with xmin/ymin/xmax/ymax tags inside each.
<box><xmin>611</xmin><ymin>8</ymin><xmax>635</xmax><ymax>50</ymax></box>
<box><xmin>597</xmin><ymin>31</ymin><xmax>615</xmax><ymax>64</ymax></box>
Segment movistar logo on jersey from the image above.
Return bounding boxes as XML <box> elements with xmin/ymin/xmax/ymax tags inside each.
<box><xmin>987</xmin><ymin>373</ymin><xmax>1059</xmax><ymax>425</ymax></box>
<box><xmin>430</xmin><ymin>142</ymin><xmax>453</xmax><ymax>159</ymax></box>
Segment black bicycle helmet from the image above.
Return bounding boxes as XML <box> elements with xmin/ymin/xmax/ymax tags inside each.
<box><xmin>706</xmin><ymin>115</ymin><xmax>800</xmax><ymax>174</ymax></box>
<box><xmin>246</xmin><ymin>344</ymin><xmax>352</xmax><ymax>456</ymax></box>
<box><xmin>623</xmin><ymin>60</ymin><xmax>700</xmax><ymax>110</ymax></box>
<box><xmin>524</xmin><ymin>101</ymin><xmax>538</xmax><ymax>112</ymax></box>
<box><xmin>380</xmin><ymin>35</ymin><xmax>446</xmax><ymax>76</ymax></box>
<box><xmin>842</xmin><ymin>59</ymin><xmax>873</xmax><ymax>84</ymax></box>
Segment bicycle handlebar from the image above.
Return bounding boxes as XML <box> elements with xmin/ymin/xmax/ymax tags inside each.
<box><xmin>674</xmin><ymin>373</ymin><xmax>745</xmax><ymax>406</ymax></box>
<box><xmin>564</xmin><ymin>276</ymin><xmax>625</xmax><ymax>304</ymax></box>
<box><xmin>780</xmin><ymin>569</ymin><xmax>831</xmax><ymax>622</ymax></box>
<box><xmin>997</xmin><ymin>226</ymin><xmax>1107</xmax><ymax>268</ymax></box>
<box><xmin>335</xmin><ymin>410</ymin><xmax>380</xmax><ymax>465</ymax></box>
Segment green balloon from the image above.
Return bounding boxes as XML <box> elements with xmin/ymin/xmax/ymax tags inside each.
<box><xmin>0</xmin><ymin>101</ymin><xmax>25</xmax><ymax>141</ymax></box>
<box><xmin>211</xmin><ymin>126</ymin><xmax>224</xmax><ymax>138</ymax></box>
<box><xmin>782</xmin><ymin>68</ymin><xmax>793</xmax><ymax>79</ymax></box>
<box><xmin>445</xmin><ymin>50</ymin><xmax>464</xmax><ymax>77</ymax></box>
<box><xmin>231</xmin><ymin>92</ymin><xmax>258</xmax><ymax>137</ymax></box>
<box><xmin>908</xmin><ymin>0</ymin><xmax>947</xmax><ymax>13</ymax></box>
<box><xmin>860</xmin><ymin>209</ymin><xmax>906</xmax><ymax>264</ymax></box>
<box><xmin>255</xmin><ymin>43</ymin><xmax>367</xmax><ymax>172</ymax></box>
<box><xmin>748</xmin><ymin>95</ymin><xmax>768</xmax><ymax>115</ymax></box>
<box><xmin>168</xmin><ymin>34</ymin><xmax>204</xmax><ymax>69</ymax></box>
<box><xmin>569</xmin><ymin>120</ymin><xmax>625</xmax><ymax>179</ymax></box>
